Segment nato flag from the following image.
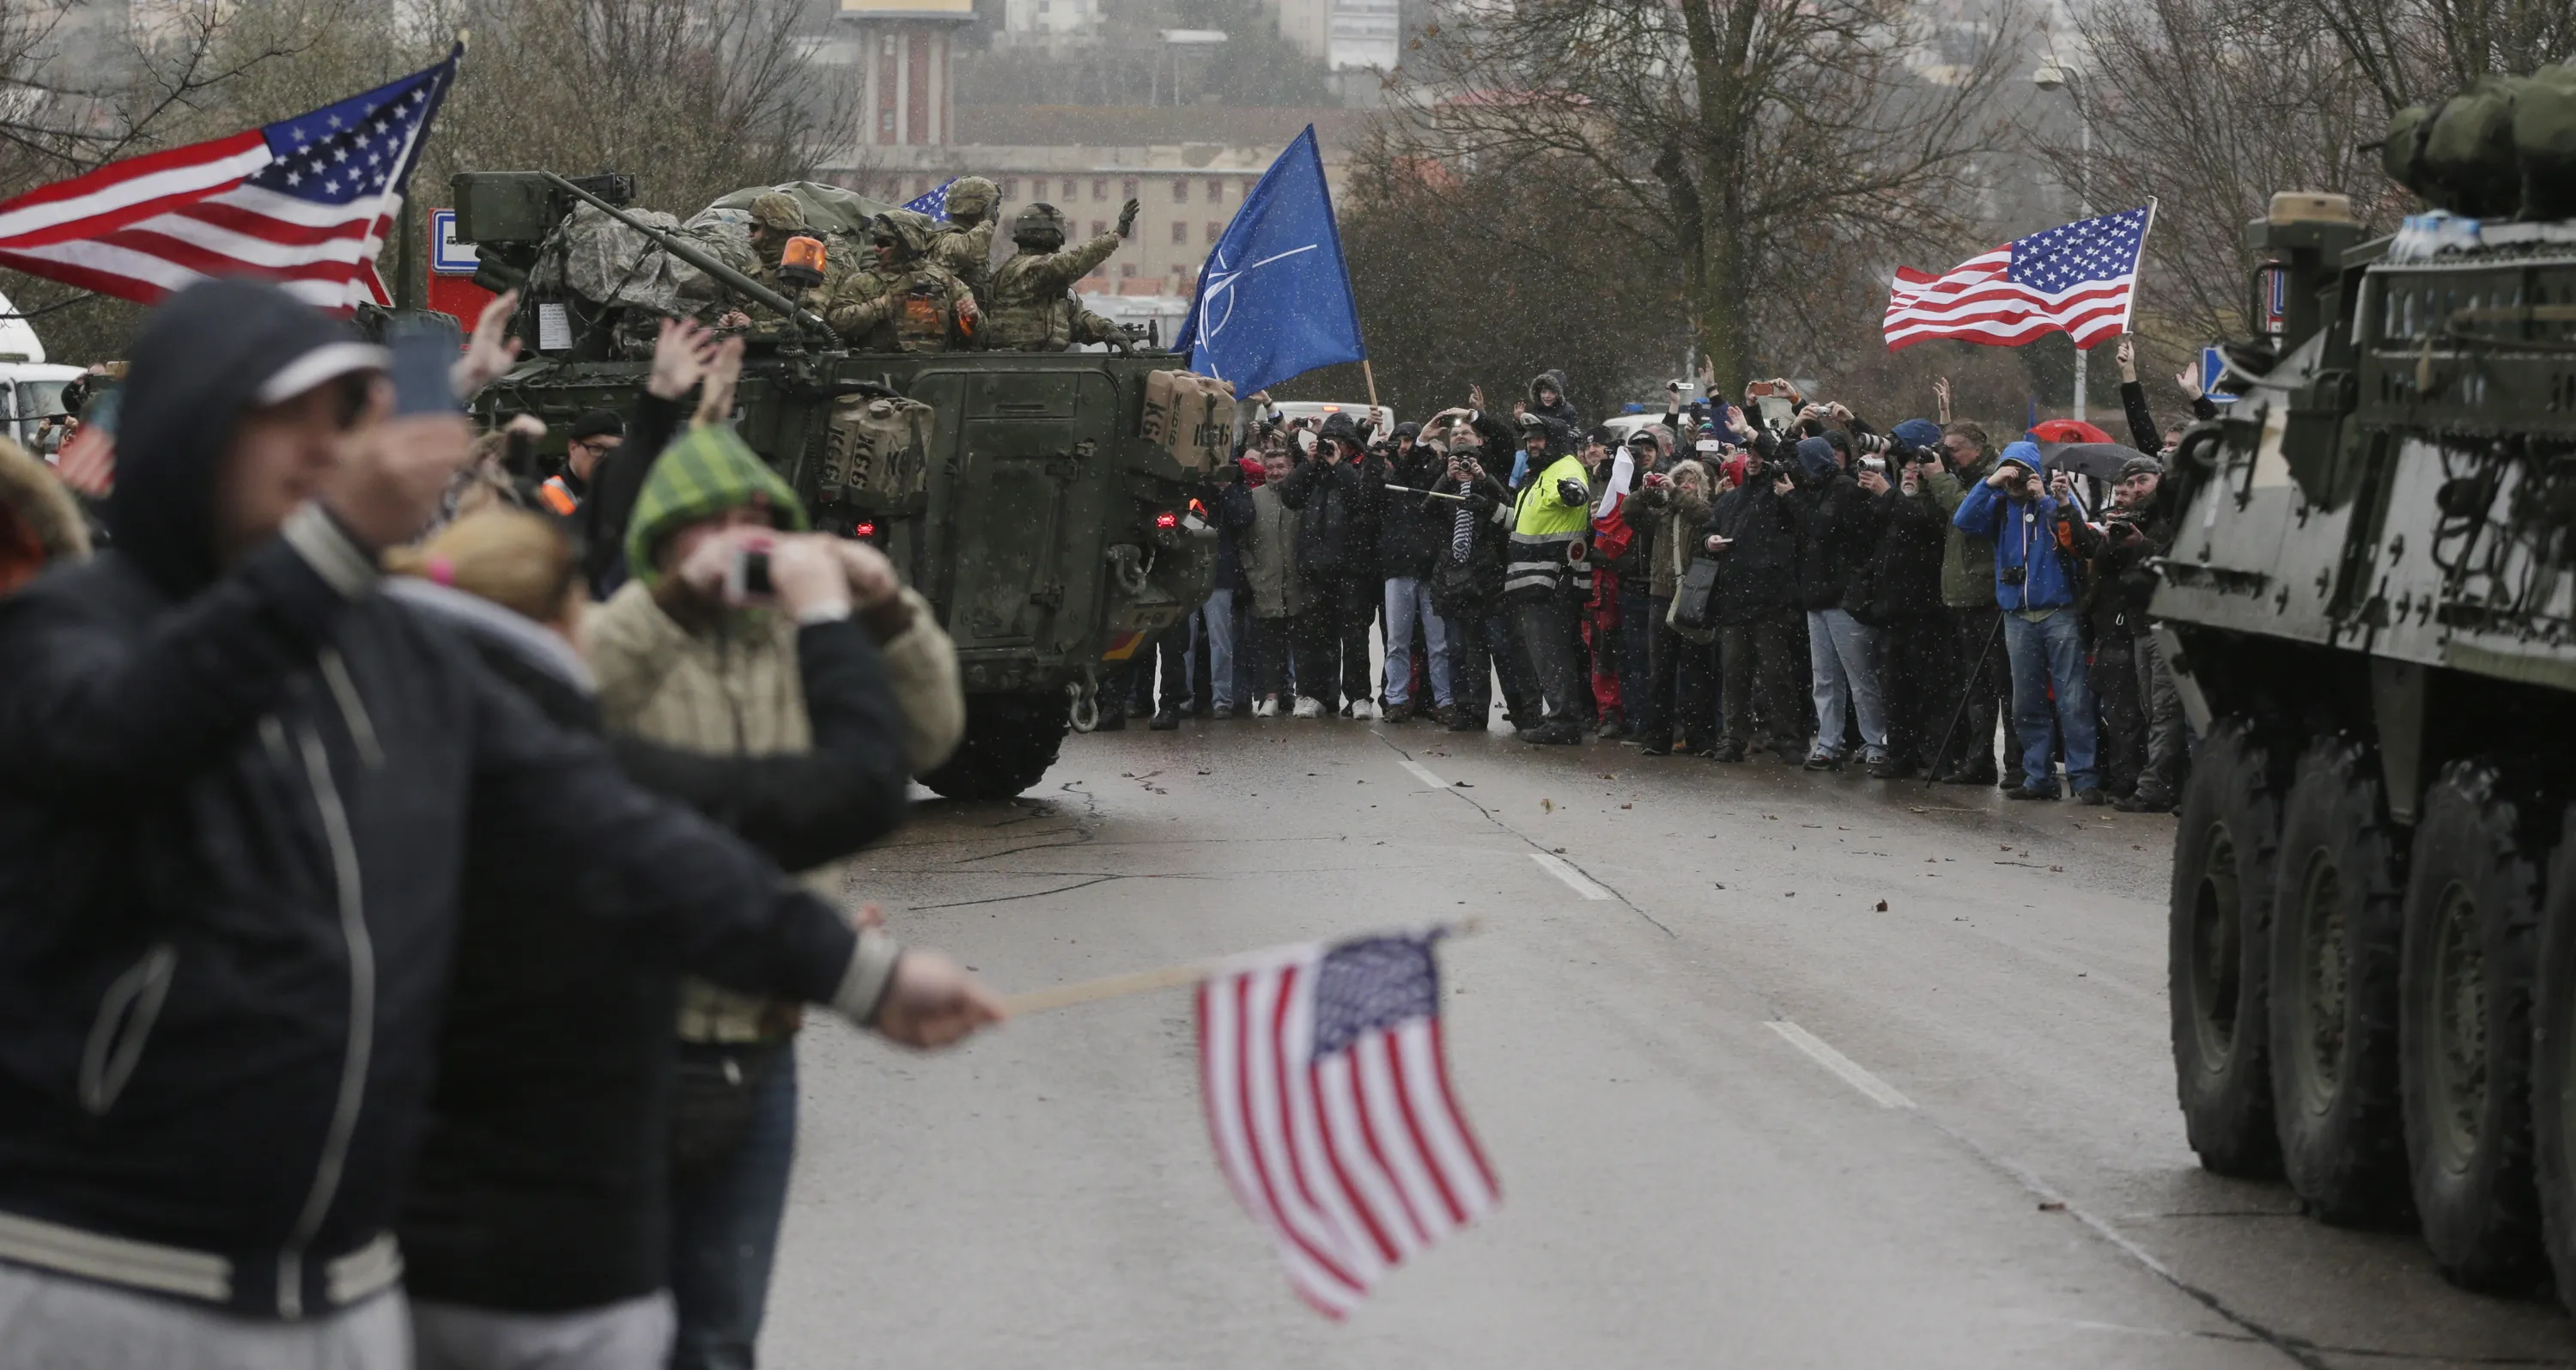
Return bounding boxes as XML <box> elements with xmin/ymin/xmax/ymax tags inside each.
<box><xmin>1176</xmin><ymin>125</ymin><xmax>1365</xmax><ymax>397</ymax></box>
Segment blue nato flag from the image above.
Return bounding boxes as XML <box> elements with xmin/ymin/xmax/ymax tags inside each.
<box><xmin>1175</xmin><ymin>125</ymin><xmax>1366</xmax><ymax>398</ymax></box>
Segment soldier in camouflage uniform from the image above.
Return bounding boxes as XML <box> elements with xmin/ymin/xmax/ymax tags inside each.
<box><xmin>930</xmin><ymin>175</ymin><xmax>999</xmax><ymax>303</ymax></box>
<box><xmin>708</xmin><ymin>192</ymin><xmax>839</xmax><ymax>341</ymax></box>
<box><xmin>984</xmin><ymin>198</ymin><xmax>1139</xmax><ymax>352</ymax></box>
<box><xmin>824</xmin><ymin>210</ymin><xmax>981</xmax><ymax>352</ymax></box>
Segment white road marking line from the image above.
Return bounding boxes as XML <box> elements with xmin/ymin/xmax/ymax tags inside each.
<box><xmin>1765</xmin><ymin>1020</ymin><xmax>1915</xmax><ymax>1109</ymax></box>
<box><xmin>1397</xmin><ymin>758</ymin><xmax>1448</xmax><ymax>789</ymax></box>
<box><xmin>1529</xmin><ymin>853</ymin><xmax>1613</xmax><ymax>900</ymax></box>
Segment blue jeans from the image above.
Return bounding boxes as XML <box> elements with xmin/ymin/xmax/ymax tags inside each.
<box><xmin>2002</xmin><ymin>607</ymin><xmax>2099</xmax><ymax>791</ymax></box>
<box><xmin>670</xmin><ymin>1043</ymin><xmax>798</xmax><ymax>1370</ymax></box>
<box><xmin>1382</xmin><ymin>577</ymin><xmax>1454</xmax><ymax>707</ymax></box>
<box><xmin>1202</xmin><ymin>588</ymin><xmax>1240</xmax><ymax>709</ymax></box>
<box><xmin>1805</xmin><ymin>607</ymin><xmax>1888</xmax><ymax>762</ymax></box>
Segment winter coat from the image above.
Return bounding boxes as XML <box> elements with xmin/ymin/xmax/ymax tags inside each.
<box><xmin>390</xmin><ymin>576</ymin><xmax>910</xmax><ymax>1313</ymax></box>
<box><xmin>1375</xmin><ymin>447</ymin><xmax>1450</xmax><ymax>580</ymax></box>
<box><xmin>1276</xmin><ymin>454</ymin><xmax>1367</xmax><ymax>580</ymax></box>
<box><xmin>1427</xmin><ymin>469</ymin><xmax>1515</xmax><ymax>619</ymax></box>
<box><xmin>1243</xmin><ymin>481</ymin><xmax>1306</xmax><ymax>618</ymax></box>
<box><xmin>1626</xmin><ymin>477</ymin><xmax>1711</xmax><ymax>601</ymax></box>
<box><xmin>1215</xmin><ymin>475</ymin><xmax>1256</xmax><ymax>596</ymax></box>
<box><xmin>0</xmin><ymin>437</ymin><xmax>87</xmax><ymax>594</ymax></box>
<box><xmin>1951</xmin><ymin>451</ymin><xmax>2081</xmax><ymax>613</ymax></box>
<box><xmin>1783</xmin><ymin>463</ymin><xmax>1883</xmax><ymax>612</ymax></box>
<box><xmin>1846</xmin><ymin>485</ymin><xmax>1948</xmax><ymax>624</ymax></box>
<box><xmin>2063</xmin><ymin>502</ymin><xmax>2172</xmax><ymax>641</ymax></box>
<box><xmin>1703</xmin><ymin>467</ymin><xmax>1799</xmax><ymax>625</ymax></box>
<box><xmin>1925</xmin><ymin>449</ymin><xmax>2001</xmax><ymax>609</ymax></box>
<box><xmin>574</xmin><ymin>389</ymin><xmax>686</xmax><ymax>598</ymax></box>
<box><xmin>0</xmin><ymin>279</ymin><xmax>871</xmax><ymax>1322</ymax></box>
<box><xmin>1526</xmin><ymin>368</ymin><xmax>1586</xmax><ymax>436</ymax></box>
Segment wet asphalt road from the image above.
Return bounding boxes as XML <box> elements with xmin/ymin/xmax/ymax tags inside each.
<box><xmin>762</xmin><ymin>714</ymin><xmax>2576</xmax><ymax>1368</ymax></box>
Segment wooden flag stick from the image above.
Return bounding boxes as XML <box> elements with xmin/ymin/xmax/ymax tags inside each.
<box><xmin>1362</xmin><ymin>358</ymin><xmax>1380</xmax><ymax>410</ymax></box>
<box><xmin>1000</xmin><ymin>917</ymin><xmax>1486</xmax><ymax>1017</ymax></box>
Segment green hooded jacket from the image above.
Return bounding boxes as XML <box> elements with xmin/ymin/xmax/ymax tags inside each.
<box><xmin>623</xmin><ymin>423</ymin><xmax>808</xmax><ymax>586</ymax></box>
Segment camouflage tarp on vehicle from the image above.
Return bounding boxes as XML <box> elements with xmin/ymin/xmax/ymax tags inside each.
<box><xmin>2384</xmin><ymin>64</ymin><xmax>2576</xmax><ymax>220</ymax></box>
<box><xmin>532</xmin><ymin>202</ymin><xmax>751</xmax><ymax>316</ymax></box>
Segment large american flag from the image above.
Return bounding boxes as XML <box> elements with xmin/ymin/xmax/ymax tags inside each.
<box><xmin>902</xmin><ymin>178</ymin><xmax>956</xmax><ymax>222</ymax></box>
<box><xmin>1883</xmin><ymin>204</ymin><xmax>2154</xmax><ymax>351</ymax></box>
<box><xmin>1198</xmin><ymin>930</ymin><xmax>1498</xmax><ymax>1318</ymax></box>
<box><xmin>0</xmin><ymin>47</ymin><xmax>457</xmax><ymax>314</ymax></box>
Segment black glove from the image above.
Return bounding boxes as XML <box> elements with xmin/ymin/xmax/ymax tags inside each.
<box><xmin>1556</xmin><ymin>478</ymin><xmax>1588</xmax><ymax>506</ymax></box>
<box><xmin>1117</xmin><ymin>198</ymin><xmax>1140</xmax><ymax>237</ymax></box>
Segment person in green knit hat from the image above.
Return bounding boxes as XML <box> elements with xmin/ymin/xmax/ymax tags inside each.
<box><xmin>580</xmin><ymin>417</ymin><xmax>965</xmax><ymax>1370</ymax></box>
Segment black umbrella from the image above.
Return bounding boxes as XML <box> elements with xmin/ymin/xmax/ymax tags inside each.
<box><xmin>2040</xmin><ymin>441</ymin><xmax>2145</xmax><ymax>482</ymax></box>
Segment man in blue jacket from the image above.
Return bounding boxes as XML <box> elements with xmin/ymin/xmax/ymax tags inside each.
<box><xmin>1948</xmin><ymin>441</ymin><xmax>2102</xmax><ymax>802</ymax></box>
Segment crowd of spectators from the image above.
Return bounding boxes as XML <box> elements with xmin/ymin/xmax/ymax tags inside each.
<box><xmin>1110</xmin><ymin>343</ymin><xmax>2209</xmax><ymax>811</ymax></box>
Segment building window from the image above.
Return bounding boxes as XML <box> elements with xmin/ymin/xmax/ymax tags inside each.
<box><xmin>1206</xmin><ymin>179</ymin><xmax>1224</xmax><ymax>202</ymax></box>
<box><xmin>1170</xmin><ymin>221</ymin><xmax>1186</xmax><ymax>245</ymax></box>
<box><xmin>1122</xmin><ymin>176</ymin><xmax>1139</xmax><ymax>198</ymax></box>
<box><xmin>914</xmin><ymin>178</ymin><xmax>931</xmax><ymax>196</ymax></box>
<box><xmin>1091</xmin><ymin>220</ymin><xmax>1107</xmax><ymax>237</ymax></box>
<box><xmin>1060</xmin><ymin>179</ymin><xmax>1075</xmax><ymax>198</ymax></box>
<box><xmin>999</xmin><ymin>178</ymin><xmax>1017</xmax><ymax>200</ymax></box>
<box><xmin>1093</xmin><ymin>178</ymin><xmax>1109</xmax><ymax>200</ymax></box>
<box><xmin>1241</xmin><ymin>179</ymin><xmax>1255</xmax><ymax>199</ymax></box>
<box><xmin>1206</xmin><ymin>222</ymin><xmax>1222</xmax><ymax>242</ymax></box>
<box><xmin>1121</xmin><ymin>263</ymin><xmax>1137</xmax><ymax>277</ymax></box>
<box><xmin>1172</xmin><ymin>179</ymin><xmax>1188</xmax><ymax>203</ymax></box>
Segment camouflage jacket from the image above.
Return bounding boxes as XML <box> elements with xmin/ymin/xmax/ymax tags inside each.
<box><xmin>982</xmin><ymin>231</ymin><xmax>1124</xmax><ymax>350</ymax></box>
<box><xmin>824</xmin><ymin>259</ymin><xmax>976</xmax><ymax>353</ymax></box>
<box><xmin>930</xmin><ymin>220</ymin><xmax>994</xmax><ymax>302</ymax></box>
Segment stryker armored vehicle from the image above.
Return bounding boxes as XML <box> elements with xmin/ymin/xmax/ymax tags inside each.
<box><xmin>447</xmin><ymin>171</ymin><xmax>1225</xmax><ymax>800</ymax></box>
<box><xmin>2160</xmin><ymin>181</ymin><xmax>2576</xmax><ymax>1306</ymax></box>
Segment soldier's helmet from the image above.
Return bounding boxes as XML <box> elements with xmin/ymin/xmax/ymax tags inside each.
<box><xmin>1012</xmin><ymin>202</ymin><xmax>1069</xmax><ymax>249</ymax></box>
<box><xmin>749</xmin><ymin>192</ymin><xmax>805</xmax><ymax>233</ymax></box>
<box><xmin>945</xmin><ymin>176</ymin><xmax>999</xmax><ymax>224</ymax></box>
<box><xmin>869</xmin><ymin>210</ymin><xmax>939</xmax><ymax>261</ymax></box>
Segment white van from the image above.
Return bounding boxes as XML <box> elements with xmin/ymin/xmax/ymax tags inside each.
<box><xmin>0</xmin><ymin>289</ymin><xmax>82</xmax><ymax>454</ymax></box>
<box><xmin>1261</xmin><ymin>399</ymin><xmax>1395</xmax><ymax>435</ymax></box>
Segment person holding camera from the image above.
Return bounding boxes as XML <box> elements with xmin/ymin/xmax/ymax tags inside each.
<box><xmin>1920</xmin><ymin>408</ymin><xmax>2018</xmax><ymax>787</ymax></box>
<box><xmin>1702</xmin><ymin>433</ymin><xmax>1805</xmax><ymax>762</ymax></box>
<box><xmin>1845</xmin><ymin>419</ymin><xmax>1953</xmax><ymax>778</ymax></box>
<box><xmin>1949</xmin><ymin>441</ymin><xmax>2102</xmax><ymax>803</ymax></box>
<box><xmin>2057</xmin><ymin>454</ymin><xmax>2180</xmax><ymax>811</ymax></box>
<box><xmin>1275</xmin><ymin>412</ymin><xmax>1376</xmax><ymax>718</ymax></box>
<box><xmin>1422</xmin><ymin>411</ymin><xmax>1541</xmax><ymax>730</ymax></box>
<box><xmin>581</xmin><ymin>417</ymin><xmax>969</xmax><ymax>1367</ymax></box>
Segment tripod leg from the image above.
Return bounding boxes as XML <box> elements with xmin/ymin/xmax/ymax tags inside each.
<box><xmin>1922</xmin><ymin>612</ymin><xmax>2006</xmax><ymax>789</ymax></box>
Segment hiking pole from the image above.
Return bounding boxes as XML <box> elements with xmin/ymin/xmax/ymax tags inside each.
<box><xmin>1923</xmin><ymin>612</ymin><xmax>2006</xmax><ymax>789</ymax></box>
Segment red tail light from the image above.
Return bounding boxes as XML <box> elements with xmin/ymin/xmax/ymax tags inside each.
<box><xmin>1154</xmin><ymin>511</ymin><xmax>1179</xmax><ymax>529</ymax></box>
<box><xmin>854</xmin><ymin>521</ymin><xmax>878</xmax><ymax>538</ymax></box>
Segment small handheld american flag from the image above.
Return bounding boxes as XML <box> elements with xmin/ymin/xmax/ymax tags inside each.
<box><xmin>0</xmin><ymin>46</ymin><xmax>459</xmax><ymax>314</ymax></box>
<box><xmin>1884</xmin><ymin>204</ymin><xmax>2154</xmax><ymax>352</ymax></box>
<box><xmin>1197</xmin><ymin>929</ymin><xmax>1498</xmax><ymax>1318</ymax></box>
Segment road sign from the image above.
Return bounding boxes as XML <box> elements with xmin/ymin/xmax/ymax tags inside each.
<box><xmin>430</xmin><ymin>209</ymin><xmax>477</xmax><ymax>276</ymax></box>
<box><xmin>2202</xmin><ymin>345</ymin><xmax>2238</xmax><ymax>404</ymax></box>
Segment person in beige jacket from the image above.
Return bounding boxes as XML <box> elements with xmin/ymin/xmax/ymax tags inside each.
<box><xmin>580</xmin><ymin>417</ymin><xmax>966</xmax><ymax>1370</ymax></box>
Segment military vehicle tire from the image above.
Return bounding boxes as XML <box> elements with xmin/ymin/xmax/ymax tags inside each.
<box><xmin>919</xmin><ymin>693</ymin><xmax>1071</xmax><ymax>801</ymax></box>
<box><xmin>2171</xmin><ymin>717</ymin><xmax>2285</xmax><ymax>1178</ymax></box>
<box><xmin>2268</xmin><ymin>735</ymin><xmax>2413</xmax><ymax>1224</ymax></box>
<box><xmin>2399</xmin><ymin>760</ymin><xmax>2549</xmax><ymax>1293</ymax></box>
<box><xmin>2529</xmin><ymin>805</ymin><xmax>2576</xmax><ymax>1313</ymax></box>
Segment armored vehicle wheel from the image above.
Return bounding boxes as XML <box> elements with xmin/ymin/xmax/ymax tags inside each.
<box><xmin>2399</xmin><ymin>761</ymin><xmax>2549</xmax><ymax>1293</ymax></box>
<box><xmin>2533</xmin><ymin>807</ymin><xmax>2576</xmax><ymax>1313</ymax></box>
<box><xmin>2171</xmin><ymin>717</ymin><xmax>2285</xmax><ymax>1178</ymax></box>
<box><xmin>2268</xmin><ymin>736</ymin><xmax>2412</xmax><ymax>1224</ymax></box>
<box><xmin>919</xmin><ymin>693</ymin><xmax>1072</xmax><ymax>801</ymax></box>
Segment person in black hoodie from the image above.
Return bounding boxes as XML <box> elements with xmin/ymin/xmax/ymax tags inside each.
<box><xmin>0</xmin><ymin>280</ymin><xmax>997</xmax><ymax>1368</ymax></box>
<box><xmin>1782</xmin><ymin>432</ymin><xmax>1889</xmax><ymax>770</ymax></box>
<box><xmin>1275</xmin><ymin>412</ymin><xmax>1376</xmax><ymax>716</ymax></box>
<box><xmin>1527</xmin><ymin>368</ymin><xmax>1585</xmax><ymax>436</ymax></box>
<box><xmin>380</xmin><ymin>507</ymin><xmax>920</xmax><ymax>1370</ymax></box>
<box><xmin>1845</xmin><ymin>419</ymin><xmax>1953</xmax><ymax>778</ymax></box>
<box><xmin>1703</xmin><ymin>439</ymin><xmax>1806</xmax><ymax>762</ymax></box>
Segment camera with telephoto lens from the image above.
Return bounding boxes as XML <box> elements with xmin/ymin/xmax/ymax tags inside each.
<box><xmin>2000</xmin><ymin>566</ymin><xmax>2026</xmax><ymax>586</ymax></box>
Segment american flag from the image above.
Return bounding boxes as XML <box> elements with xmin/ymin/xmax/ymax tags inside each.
<box><xmin>0</xmin><ymin>47</ymin><xmax>457</xmax><ymax>314</ymax></box>
<box><xmin>1883</xmin><ymin>204</ymin><xmax>2154</xmax><ymax>351</ymax></box>
<box><xmin>1198</xmin><ymin>930</ymin><xmax>1498</xmax><ymax>1318</ymax></box>
<box><xmin>902</xmin><ymin>179</ymin><xmax>956</xmax><ymax>222</ymax></box>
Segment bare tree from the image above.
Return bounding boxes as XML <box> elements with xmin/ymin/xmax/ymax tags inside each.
<box><xmin>1382</xmin><ymin>0</ymin><xmax>2026</xmax><ymax>387</ymax></box>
